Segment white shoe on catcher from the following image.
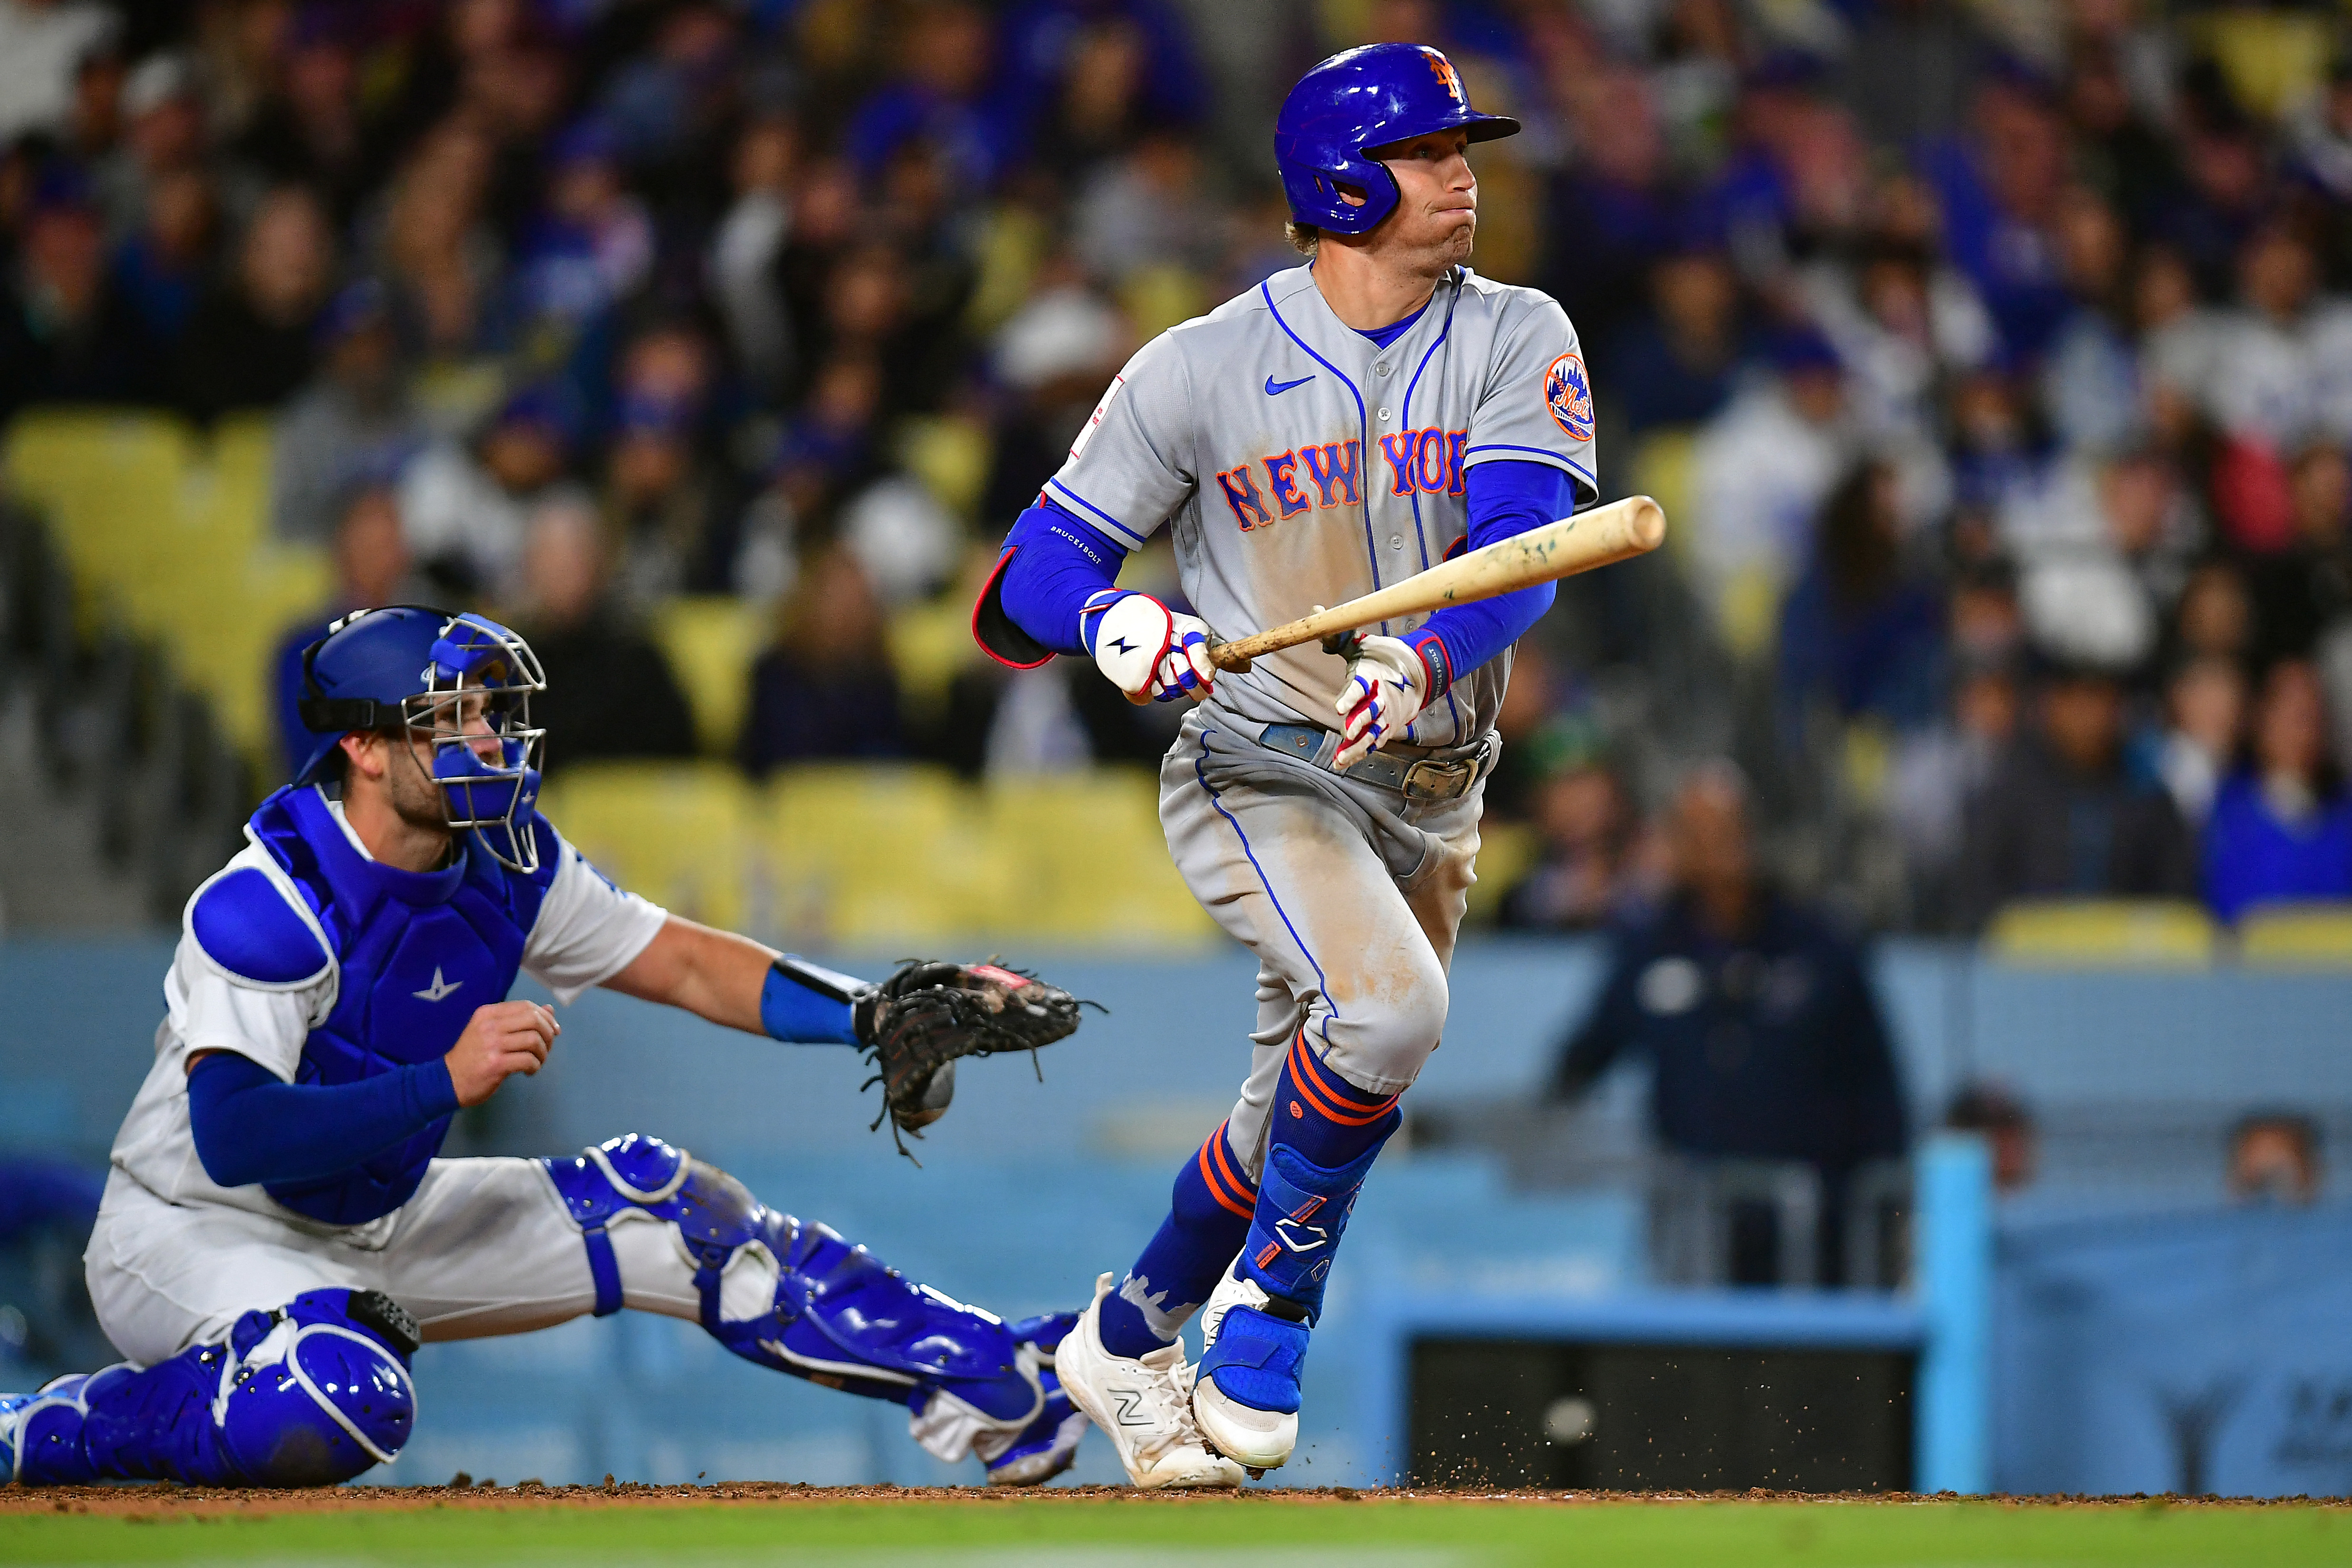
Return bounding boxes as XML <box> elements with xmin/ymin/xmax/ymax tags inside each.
<box><xmin>1052</xmin><ymin>1273</ymin><xmax>1245</xmax><ymax>1490</ymax></box>
<box><xmin>1192</xmin><ymin>1263</ymin><xmax>1301</xmax><ymax>1474</ymax></box>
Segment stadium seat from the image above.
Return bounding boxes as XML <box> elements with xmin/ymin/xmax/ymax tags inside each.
<box><xmin>536</xmin><ymin>762</ymin><xmax>754</xmax><ymax>931</ymax></box>
<box><xmin>650</xmin><ymin>597</ymin><xmax>767</xmax><ymax>757</ymax></box>
<box><xmin>896</xmin><ymin>414</ymin><xmax>992</xmax><ymax>523</ymax></box>
<box><xmin>763</xmin><ymin>765</ymin><xmax>989</xmax><ymax>943</ymax></box>
<box><xmin>1984</xmin><ymin>899</ymin><xmax>2219</xmax><ymax>969</ymax></box>
<box><xmin>3</xmin><ymin>411</ymin><xmax>322</xmax><ymax>768</ymax></box>
<box><xmin>980</xmin><ymin>770</ymin><xmax>1214</xmax><ymax>946</ymax></box>
<box><xmin>1462</xmin><ymin>819</ymin><xmax>1535</xmax><ymax>926</ymax></box>
<box><xmin>1627</xmin><ymin>430</ymin><xmax>1696</xmax><ymax>568</ymax></box>
<box><xmin>2236</xmin><ymin>902</ymin><xmax>2352</xmax><ymax>969</ymax></box>
<box><xmin>2193</xmin><ymin>10</ymin><xmax>2330</xmax><ymax>121</ymax></box>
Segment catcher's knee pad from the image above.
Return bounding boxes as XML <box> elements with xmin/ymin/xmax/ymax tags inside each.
<box><xmin>544</xmin><ymin>1135</ymin><xmax>1042</xmax><ymax>1426</ymax></box>
<box><xmin>13</xmin><ymin>1289</ymin><xmax>418</xmax><ymax>1486</ymax></box>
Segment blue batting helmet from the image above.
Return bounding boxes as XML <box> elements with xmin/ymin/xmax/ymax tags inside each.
<box><xmin>292</xmin><ymin>606</ymin><xmax>548</xmax><ymax>873</ymax></box>
<box><xmin>1274</xmin><ymin>43</ymin><xmax>1520</xmax><ymax>237</ymax></box>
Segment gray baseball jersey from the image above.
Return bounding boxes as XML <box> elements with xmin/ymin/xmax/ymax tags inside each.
<box><xmin>1046</xmin><ymin>262</ymin><xmax>1597</xmax><ymax>749</ymax></box>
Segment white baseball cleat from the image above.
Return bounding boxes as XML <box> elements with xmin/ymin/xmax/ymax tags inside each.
<box><xmin>1192</xmin><ymin>1263</ymin><xmax>1301</xmax><ymax>1473</ymax></box>
<box><xmin>1052</xmin><ymin>1273</ymin><xmax>1245</xmax><ymax>1491</ymax></box>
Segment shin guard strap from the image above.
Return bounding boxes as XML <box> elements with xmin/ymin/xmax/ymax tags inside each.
<box><xmin>582</xmin><ymin>1223</ymin><xmax>623</xmax><ymax>1318</ymax></box>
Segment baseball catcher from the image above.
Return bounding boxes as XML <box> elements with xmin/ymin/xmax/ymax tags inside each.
<box><xmin>0</xmin><ymin>607</ymin><xmax>1089</xmax><ymax>1489</ymax></box>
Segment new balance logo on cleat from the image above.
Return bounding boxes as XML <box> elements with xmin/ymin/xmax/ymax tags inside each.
<box><xmin>411</xmin><ymin>967</ymin><xmax>463</xmax><ymax>1003</ymax></box>
<box><xmin>1054</xmin><ymin>1272</ymin><xmax>1243</xmax><ymax>1489</ymax></box>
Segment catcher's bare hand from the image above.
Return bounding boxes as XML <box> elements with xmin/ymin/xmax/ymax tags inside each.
<box><xmin>856</xmin><ymin>960</ymin><xmax>1092</xmax><ymax>1156</ymax></box>
<box><xmin>445</xmin><ymin>1000</ymin><xmax>559</xmax><ymax>1107</ymax></box>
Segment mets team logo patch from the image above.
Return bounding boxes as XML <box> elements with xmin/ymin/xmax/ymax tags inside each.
<box><xmin>1423</xmin><ymin>49</ymin><xmax>1464</xmax><ymax>105</ymax></box>
<box><xmin>1544</xmin><ymin>352</ymin><xmax>1595</xmax><ymax>441</ymax></box>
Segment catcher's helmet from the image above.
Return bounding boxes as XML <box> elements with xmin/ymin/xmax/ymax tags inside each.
<box><xmin>1275</xmin><ymin>43</ymin><xmax>1520</xmax><ymax>237</ymax></box>
<box><xmin>292</xmin><ymin>606</ymin><xmax>548</xmax><ymax>872</ymax></box>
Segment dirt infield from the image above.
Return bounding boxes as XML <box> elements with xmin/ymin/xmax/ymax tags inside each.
<box><xmin>4</xmin><ymin>1481</ymin><xmax>2342</xmax><ymax>1517</ymax></box>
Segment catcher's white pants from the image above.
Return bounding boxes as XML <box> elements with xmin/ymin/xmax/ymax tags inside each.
<box><xmin>87</xmin><ymin>1156</ymin><xmax>749</xmax><ymax>1365</ymax></box>
<box><xmin>1157</xmin><ymin>713</ymin><xmax>1483</xmax><ymax>1178</ymax></box>
<box><xmin>86</xmin><ymin>1158</ymin><xmax>1007</xmax><ymax>1465</ymax></box>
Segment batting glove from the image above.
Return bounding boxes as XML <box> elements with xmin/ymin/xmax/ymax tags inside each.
<box><xmin>1333</xmin><ymin>634</ymin><xmax>1432</xmax><ymax>769</ymax></box>
<box><xmin>1082</xmin><ymin>590</ymin><xmax>1216</xmax><ymax>705</ymax></box>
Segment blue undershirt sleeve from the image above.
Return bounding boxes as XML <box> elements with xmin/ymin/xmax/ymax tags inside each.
<box><xmin>1401</xmin><ymin>461</ymin><xmax>1568</xmax><ymax>696</ymax></box>
<box><xmin>993</xmin><ymin>500</ymin><xmax>1130</xmax><ymax>656</ymax></box>
<box><xmin>186</xmin><ymin>1051</ymin><xmax>461</xmax><ymax>1190</ymax></box>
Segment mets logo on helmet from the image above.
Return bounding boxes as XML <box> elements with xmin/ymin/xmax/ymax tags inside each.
<box><xmin>1422</xmin><ymin>48</ymin><xmax>1464</xmax><ymax>104</ymax></box>
<box><xmin>1544</xmin><ymin>351</ymin><xmax>1595</xmax><ymax>441</ymax></box>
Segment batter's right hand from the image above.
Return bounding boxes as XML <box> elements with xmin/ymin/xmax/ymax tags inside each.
<box><xmin>445</xmin><ymin>1000</ymin><xmax>559</xmax><ymax>1107</ymax></box>
<box><xmin>1081</xmin><ymin>590</ymin><xmax>1216</xmax><ymax>705</ymax></box>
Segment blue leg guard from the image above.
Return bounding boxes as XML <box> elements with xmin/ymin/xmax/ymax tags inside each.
<box><xmin>3</xmin><ymin>1288</ymin><xmax>418</xmax><ymax>1487</ymax></box>
<box><xmin>1199</xmin><ymin>1128</ymin><xmax>1393</xmax><ymax>1426</ymax></box>
<box><xmin>544</xmin><ymin>1136</ymin><xmax>1044</xmax><ymax>1440</ymax></box>
<box><xmin>982</xmin><ymin>1311</ymin><xmax>1086</xmax><ymax>1487</ymax></box>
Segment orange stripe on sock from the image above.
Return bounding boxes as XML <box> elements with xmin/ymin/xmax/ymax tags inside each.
<box><xmin>1197</xmin><ymin>1121</ymin><xmax>1255</xmax><ymax>1217</ymax></box>
<box><xmin>1288</xmin><ymin>1035</ymin><xmax>1400</xmax><ymax>1127</ymax></box>
<box><xmin>1208</xmin><ymin>1121</ymin><xmax>1259</xmax><ymax>1200</ymax></box>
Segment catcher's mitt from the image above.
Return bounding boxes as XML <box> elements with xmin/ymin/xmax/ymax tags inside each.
<box><xmin>856</xmin><ymin>960</ymin><xmax>1094</xmax><ymax>1157</ymax></box>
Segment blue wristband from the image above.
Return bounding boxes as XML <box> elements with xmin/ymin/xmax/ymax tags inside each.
<box><xmin>759</xmin><ymin>957</ymin><xmax>862</xmax><ymax>1045</ymax></box>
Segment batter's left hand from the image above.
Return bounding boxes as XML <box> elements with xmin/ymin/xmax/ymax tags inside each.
<box><xmin>1333</xmin><ymin>634</ymin><xmax>1432</xmax><ymax>769</ymax></box>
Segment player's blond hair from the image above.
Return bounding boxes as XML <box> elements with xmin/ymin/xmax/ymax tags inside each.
<box><xmin>1285</xmin><ymin>220</ymin><xmax>1320</xmax><ymax>255</ymax></box>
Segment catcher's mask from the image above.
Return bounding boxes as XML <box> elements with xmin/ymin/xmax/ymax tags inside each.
<box><xmin>295</xmin><ymin>607</ymin><xmax>549</xmax><ymax>874</ymax></box>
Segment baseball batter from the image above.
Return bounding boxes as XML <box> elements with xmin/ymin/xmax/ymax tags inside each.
<box><xmin>0</xmin><ymin>607</ymin><xmax>1090</xmax><ymax>1489</ymax></box>
<box><xmin>973</xmin><ymin>44</ymin><xmax>1597</xmax><ymax>1486</ymax></box>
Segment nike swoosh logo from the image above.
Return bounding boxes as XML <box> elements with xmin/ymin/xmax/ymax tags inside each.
<box><xmin>1264</xmin><ymin>374</ymin><xmax>1314</xmax><ymax>396</ymax></box>
<box><xmin>412</xmin><ymin>966</ymin><xmax>464</xmax><ymax>1003</ymax></box>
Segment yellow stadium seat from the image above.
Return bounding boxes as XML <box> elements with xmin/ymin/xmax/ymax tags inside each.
<box><xmin>2237</xmin><ymin>903</ymin><xmax>2352</xmax><ymax>968</ymax></box>
<box><xmin>1985</xmin><ymin>899</ymin><xmax>2218</xmax><ymax>969</ymax></box>
<box><xmin>889</xmin><ymin>572</ymin><xmax>990</xmax><ymax>727</ymax></box>
<box><xmin>650</xmin><ymin>597</ymin><xmax>767</xmax><ymax>757</ymax></box>
<box><xmin>1118</xmin><ymin>266</ymin><xmax>1208</xmax><ymax>341</ymax></box>
<box><xmin>536</xmin><ymin>762</ymin><xmax>754</xmax><ymax>931</ymax></box>
<box><xmin>981</xmin><ymin>770</ymin><xmax>1216</xmax><ymax>948</ymax></box>
<box><xmin>2194</xmin><ymin>11</ymin><xmax>2330</xmax><ymax>121</ymax></box>
<box><xmin>1628</xmin><ymin>430</ymin><xmax>1697</xmax><ymax>567</ymax></box>
<box><xmin>1463</xmin><ymin>819</ymin><xmax>1537</xmax><ymax>926</ymax></box>
<box><xmin>763</xmin><ymin>765</ymin><xmax>992</xmax><ymax>944</ymax></box>
<box><xmin>896</xmin><ymin>414</ymin><xmax>993</xmax><ymax>523</ymax></box>
<box><xmin>4</xmin><ymin>411</ymin><xmax>319</xmax><ymax>768</ymax></box>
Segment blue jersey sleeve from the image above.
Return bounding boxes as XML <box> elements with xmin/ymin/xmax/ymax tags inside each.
<box><xmin>187</xmin><ymin>1052</ymin><xmax>460</xmax><ymax>1190</ymax></box>
<box><xmin>974</xmin><ymin>499</ymin><xmax>1130</xmax><ymax>664</ymax></box>
<box><xmin>1402</xmin><ymin>461</ymin><xmax>1566</xmax><ymax>696</ymax></box>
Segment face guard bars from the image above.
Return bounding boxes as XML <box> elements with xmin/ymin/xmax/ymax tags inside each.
<box><xmin>411</xmin><ymin>614</ymin><xmax>548</xmax><ymax>874</ymax></box>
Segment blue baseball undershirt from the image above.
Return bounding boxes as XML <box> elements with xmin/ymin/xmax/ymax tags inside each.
<box><xmin>188</xmin><ymin>960</ymin><xmax>864</xmax><ymax>1190</ymax></box>
<box><xmin>995</xmin><ymin>460</ymin><xmax>1569</xmax><ymax>697</ymax></box>
<box><xmin>188</xmin><ymin>1051</ymin><xmax>461</xmax><ymax>1190</ymax></box>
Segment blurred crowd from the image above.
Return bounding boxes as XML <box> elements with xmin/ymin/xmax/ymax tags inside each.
<box><xmin>6</xmin><ymin>0</ymin><xmax>2352</xmax><ymax>933</ymax></box>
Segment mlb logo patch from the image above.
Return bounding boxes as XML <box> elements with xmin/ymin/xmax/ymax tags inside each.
<box><xmin>1544</xmin><ymin>352</ymin><xmax>1594</xmax><ymax>441</ymax></box>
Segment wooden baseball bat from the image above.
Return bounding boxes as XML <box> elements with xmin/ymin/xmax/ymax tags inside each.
<box><xmin>1208</xmin><ymin>494</ymin><xmax>1666</xmax><ymax>673</ymax></box>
